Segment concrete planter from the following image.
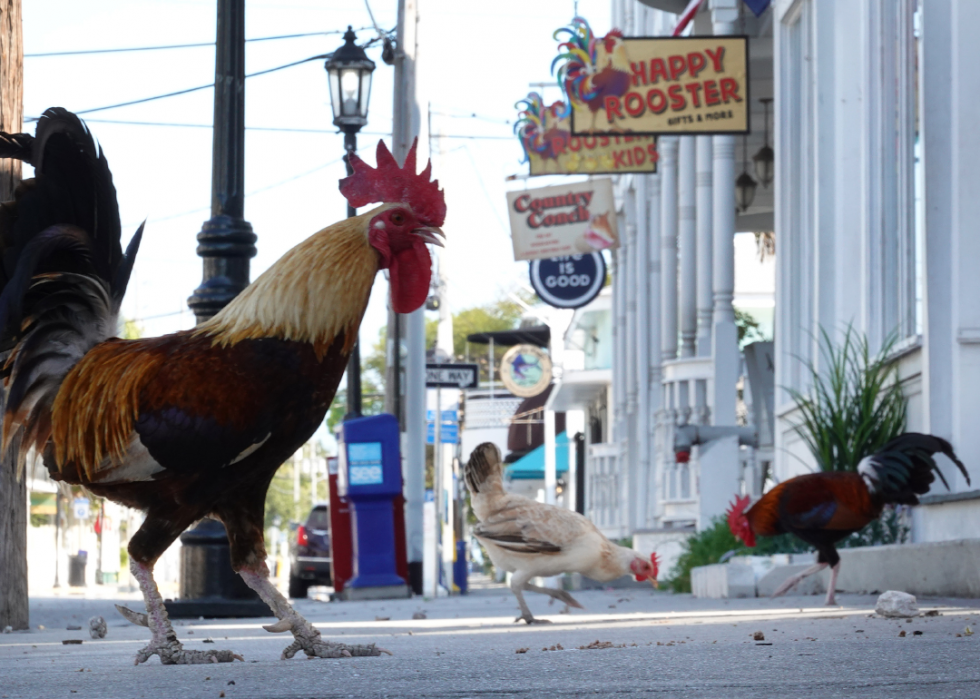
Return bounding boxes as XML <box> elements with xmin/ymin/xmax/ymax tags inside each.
<box><xmin>690</xmin><ymin>538</ymin><xmax>980</xmax><ymax>599</ymax></box>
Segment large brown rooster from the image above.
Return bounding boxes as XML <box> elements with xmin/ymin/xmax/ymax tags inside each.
<box><xmin>0</xmin><ymin>108</ymin><xmax>445</xmax><ymax>664</ymax></box>
<box><xmin>727</xmin><ymin>433</ymin><xmax>969</xmax><ymax>606</ymax></box>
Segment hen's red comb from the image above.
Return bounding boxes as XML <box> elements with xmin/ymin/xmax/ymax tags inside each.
<box><xmin>339</xmin><ymin>138</ymin><xmax>446</xmax><ymax>228</ymax></box>
<box><xmin>726</xmin><ymin>494</ymin><xmax>751</xmax><ymax>532</ymax></box>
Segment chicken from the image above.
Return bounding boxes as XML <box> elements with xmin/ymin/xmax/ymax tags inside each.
<box><xmin>552</xmin><ymin>17</ymin><xmax>631</xmax><ymax>132</ymax></box>
<box><xmin>727</xmin><ymin>433</ymin><xmax>970</xmax><ymax>606</ymax></box>
<box><xmin>0</xmin><ymin>108</ymin><xmax>446</xmax><ymax>664</ymax></box>
<box><xmin>464</xmin><ymin>442</ymin><xmax>658</xmax><ymax>624</ymax></box>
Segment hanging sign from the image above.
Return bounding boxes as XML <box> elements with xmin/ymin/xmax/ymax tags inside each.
<box><xmin>553</xmin><ymin>18</ymin><xmax>749</xmax><ymax>136</ymax></box>
<box><xmin>507</xmin><ymin>178</ymin><xmax>619</xmax><ymax>261</ymax></box>
<box><xmin>515</xmin><ymin>93</ymin><xmax>657</xmax><ymax>176</ymax></box>
<box><xmin>499</xmin><ymin>344</ymin><xmax>553</xmax><ymax>398</ymax></box>
<box><xmin>529</xmin><ymin>252</ymin><xmax>606</xmax><ymax>310</ymax></box>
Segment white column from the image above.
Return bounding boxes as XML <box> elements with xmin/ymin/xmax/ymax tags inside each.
<box><xmin>634</xmin><ymin>177</ymin><xmax>651</xmax><ymax>530</ymax></box>
<box><xmin>696</xmin><ymin>135</ymin><xmax>714</xmax><ymax>357</ymax></box>
<box><xmin>544</xmin><ymin>408</ymin><xmax>556</xmax><ymax>505</ymax></box>
<box><xmin>626</xmin><ymin>190</ymin><xmax>639</xmax><ymax>421</ymax></box>
<box><xmin>711</xmin><ymin>0</ymin><xmax>739</xmax><ymax>426</ymax></box>
<box><xmin>660</xmin><ymin>136</ymin><xmax>679</xmax><ymax>364</ymax></box>
<box><xmin>614</xmin><ymin>246</ymin><xmax>628</xmax><ymax>442</ymax></box>
<box><xmin>678</xmin><ymin>136</ymin><xmax>697</xmax><ymax>358</ymax></box>
<box><xmin>646</xmin><ymin>173</ymin><xmax>663</xmax><ymax>528</ymax></box>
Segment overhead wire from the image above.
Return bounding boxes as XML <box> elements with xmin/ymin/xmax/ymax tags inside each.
<box><xmin>24</xmin><ymin>28</ymin><xmax>370</xmax><ymax>58</ymax></box>
<box><xmin>26</xmin><ymin>33</ymin><xmax>390</xmax><ymax>120</ymax></box>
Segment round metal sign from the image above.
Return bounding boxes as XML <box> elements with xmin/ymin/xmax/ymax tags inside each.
<box><xmin>529</xmin><ymin>253</ymin><xmax>606</xmax><ymax>309</ymax></box>
<box><xmin>499</xmin><ymin>344</ymin><xmax>552</xmax><ymax>398</ymax></box>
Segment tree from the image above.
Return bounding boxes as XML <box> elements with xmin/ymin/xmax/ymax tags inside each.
<box><xmin>0</xmin><ymin>0</ymin><xmax>24</xmax><ymax>631</ymax></box>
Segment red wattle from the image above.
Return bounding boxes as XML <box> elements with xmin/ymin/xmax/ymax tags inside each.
<box><xmin>389</xmin><ymin>239</ymin><xmax>432</xmax><ymax>314</ymax></box>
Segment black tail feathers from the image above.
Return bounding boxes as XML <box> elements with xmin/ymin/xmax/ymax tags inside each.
<box><xmin>465</xmin><ymin>442</ymin><xmax>503</xmax><ymax>494</ymax></box>
<box><xmin>860</xmin><ymin>432</ymin><xmax>970</xmax><ymax>505</ymax></box>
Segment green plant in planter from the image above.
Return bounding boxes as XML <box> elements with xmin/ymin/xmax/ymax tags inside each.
<box><xmin>788</xmin><ymin>325</ymin><xmax>910</xmax><ymax>546</ymax></box>
<box><xmin>788</xmin><ymin>326</ymin><xmax>907</xmax><ymax>473</ymax></box>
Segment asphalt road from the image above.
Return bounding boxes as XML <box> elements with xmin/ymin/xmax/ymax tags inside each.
<box><xmin>2</xmin><ymin>581</ymin><xmax>979</xmax><ymax>699</ymax></box>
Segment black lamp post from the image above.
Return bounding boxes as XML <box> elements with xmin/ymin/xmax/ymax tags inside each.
<box><xmin>187</xmin><ymin>0</ymin><xmax>257</xmax><ymax>323</ymax></box>
<box><xmin>326</xmin><ymin>26</ymin><xmax>375</xmax><ymax>420</ymax></box>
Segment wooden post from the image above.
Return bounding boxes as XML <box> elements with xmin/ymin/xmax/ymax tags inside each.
<box><xmin>0</xmin><ymin>0</ymin><xmax>25</xmax><ymax>631</ymax></box>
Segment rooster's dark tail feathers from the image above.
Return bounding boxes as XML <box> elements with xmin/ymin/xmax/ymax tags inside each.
<box><xmin>0</xmin><ymin>108</ymin><xmax>141</xmax><ymax>474</ymax></box>
<box><xmin>859</xmin><ymin>432</ymin><xmax>970</xmax><ymax>505</ymax></box>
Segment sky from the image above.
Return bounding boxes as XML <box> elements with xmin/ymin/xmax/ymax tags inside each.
<box><xmin>21</xmin><ymin>0</ymin><xmax>612</xmax><ymax>349</ymax></box>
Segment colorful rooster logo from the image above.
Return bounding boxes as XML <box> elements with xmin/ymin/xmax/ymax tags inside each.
<box><xmin>552</xmin><ymin>17</ymin><xmax>631</xmax><ymax>132</ymax></box>
<box><xmin>514</xmin><ymin>92</ymin><xmax>572</xmax><ymax>164</ymax></box>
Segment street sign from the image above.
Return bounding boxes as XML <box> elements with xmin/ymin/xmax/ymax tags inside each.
<box><xmin>425</xmin><ymin>363</ymin><xmax>479</xmax><ymax>388</ymax></box>
<box><xmin>426</xmin><ymin>422</ymin><xmax>459</xmax><ymax>444</ymax></box>
<box><xmin>529</xmin><ymin>253</ymin><xmax>607</xmax><ymax>309</ymax></box>
<box><xmin>72</xmin><ymin>497</ymin><xmax>90</xmax><ymax>520</ymax></box>
<box><xmin>426</xmin><ymin>410</ymin><xmax>459</xmax><ymax>423</ymax></box>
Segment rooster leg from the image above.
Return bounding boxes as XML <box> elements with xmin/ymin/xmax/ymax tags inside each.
<box><xmin>127</xmin><ymin>559</ymin><xmax>243</xmax><ymax>665</ymax></box>
<box><xmin>770</xmin><ymin>562</ymin><xmax>829</xmax><ymax>599</ymax></box>
<box><xmin>524</xmin><ymin>583</ymin><xmax>584</xmax><ymax>610</ymax></box>
<box><xmin>824</xmin><ymin>562</ymin><xmax>841</xmax><ymax>606</ymax></box>
<box><xmin>238</xmin><ymin>566</ymin><xmax>389</xmax><ymax>659</ymax></box>
<box><xmin>510</xmin><ymin>571</ymin><xmax>551</xmax><ymax>624</ymax></box>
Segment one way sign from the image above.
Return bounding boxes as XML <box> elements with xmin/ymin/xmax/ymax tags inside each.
<box><xmin>425</xmin><ymin>363</ymin><xmax>479</xmax><ymax>389</ymax></box>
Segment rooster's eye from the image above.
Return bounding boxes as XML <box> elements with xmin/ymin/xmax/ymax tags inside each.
<box><xmin>390</xmin><ymin>212</ymin><xmax>405</xmax><ymax>225</ymax></box>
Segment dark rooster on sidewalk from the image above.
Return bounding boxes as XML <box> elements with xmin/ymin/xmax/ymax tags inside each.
<box><xmin>0</xmin><ymin>108</ymin><xmax>446</xmax><ymax>664</ymax></box>
<box><xmin>727</xmin><ymin>433</ymin><xmax>969</xmax><ymax>605</ymax></box>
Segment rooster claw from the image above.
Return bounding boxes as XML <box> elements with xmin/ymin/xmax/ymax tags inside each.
<box><xmin>263</xmin><ymin>618</ymin><xmax>294</xmax><ymax>633</ymax></box>
<box><xmin>282</xmin><ymin>640</ymin><xmax>389</xmax><ymax>660</ymax></box>
<box><xmin>514</xmin><ymin>615</ymin><xmax>552</xmax><ymax>625</ymax></box>
<box><xmin>115</xmin><ymin>604</ymin><xmax>149</xmax><ymax>628</ymax></box>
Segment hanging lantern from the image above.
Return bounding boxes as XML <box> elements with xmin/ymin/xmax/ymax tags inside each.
<box><xmin>736</xmin><ymin>134</ymin><xmax>757</xmax><ymax>213</ymax></box>
<box><xmin>753</xmin><ymin>97</ymin><xmax>774</xmax><ymax>188</ymax></box>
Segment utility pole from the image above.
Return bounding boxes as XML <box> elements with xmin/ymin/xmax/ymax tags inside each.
<box><xmin>0</xmin><ymin>0</ymin><xmax>25</xmax><ymax>632</ymax></box>
<box><xmin>391</xmin><ymin>0</ymin><xmax>425</xmax><ymax>596</ymax></box>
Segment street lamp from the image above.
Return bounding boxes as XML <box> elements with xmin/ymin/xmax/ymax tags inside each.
<box><xmin>326</xmin><ymin>26</ymin><xmax>376</xmax><ymax>420</ymax></box>
<box><xmin>735</xmin><ymin>133</ymin><xmax>757</xmax><ymax>213</ymax></box>
<box><xmin>753</xmin><ymin>98</ymin><xmax>774</xmax><ymax>188</ymax></box>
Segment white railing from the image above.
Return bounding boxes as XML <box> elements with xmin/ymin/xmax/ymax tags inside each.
<box><xmin>586</xmin><ymin>442</ymin><xmax>630</xmax><ymax>539</ymax></box>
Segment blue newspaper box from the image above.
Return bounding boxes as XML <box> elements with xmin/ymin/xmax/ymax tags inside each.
<box><xmin>338</xmin><ymin>414</ymin><xmax>409</xmax><ymax>596</ymax></box>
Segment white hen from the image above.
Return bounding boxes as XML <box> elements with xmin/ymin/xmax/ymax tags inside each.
<box><xmin>464</xmin><ymin>442</ymin><xmax>659</xmax><ymax>624</ymax></box>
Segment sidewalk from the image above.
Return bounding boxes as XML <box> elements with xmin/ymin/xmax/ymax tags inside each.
<box><xmin>2</xmin><ymin>581</ymin><xmax>979</xmax><ymax>699</ymax></box>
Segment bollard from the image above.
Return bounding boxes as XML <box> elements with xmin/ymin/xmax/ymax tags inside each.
<box><xmin>166</xmin><ymin>519</ymin><xmax>272</xmax><ymax>618</ymax></box>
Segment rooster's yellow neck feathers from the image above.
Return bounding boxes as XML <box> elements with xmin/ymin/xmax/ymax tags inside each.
<box><xmin>197</xmin><ymin>207</ymin><xmax>388</xmax><ymax>357</ymax></box>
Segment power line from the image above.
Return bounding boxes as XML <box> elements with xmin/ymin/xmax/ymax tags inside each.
<box><xmin>24</xmin><ymin>28</ymin><xmax>370</xmax><ymax>58</ymax></box>
<box><xmin>26</xmin><ymin>35</ymin><xmax>388</xmax><ymax>120</ymax></box>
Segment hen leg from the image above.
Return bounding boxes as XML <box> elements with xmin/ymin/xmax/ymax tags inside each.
<box><xmin>118</xmin><ymin>515</ymin><xmax>242</xmax><ymax>665</ymax></box>
<box><xmin>770</xmin><ymin>562</ymin><xmax>829</xmax><ymax>599</ymax></box>
<box><xmin>824</xmin><ymin>562</ymin><xmax>841</xmax><ymax>606</ymax></box>
<box><xmin>238</xmin><ymin>565</ymin><xmax>387</xmax><ymax>659</ymax></box>
<box><xmin>510</xmin><ymin>571</ymin><xmax>551</xmax><ymax>624</ymax></box>
<box><xmin>524</xmin><ymin>583</ymin><xmax>584</xmax><ymax>610</ymax></box>
<box><xmin>216</xmin><ymin>500</ymin><xmax>385</xmax><ymax>660</ymax></box>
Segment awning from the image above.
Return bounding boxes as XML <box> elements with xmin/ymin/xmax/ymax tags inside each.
<box><xmin>466</xmin><ymin>326</ymin><xmax>550</xmax><ymax>348</ymax></box>
<box><xmin>545</xmin><ymin>369</ymin><xmax>612</xmax><ymax>412</ymax></box>
<box><xmin>504</xmin><ymin>431</ymin><xmax>569</xmax><ymax>481</ymax></box>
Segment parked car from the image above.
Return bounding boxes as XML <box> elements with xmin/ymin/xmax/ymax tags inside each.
<box><xmin>288</xmin><ymin>504</ymin><xmax>332</xmax><ymax>598</ymax></box>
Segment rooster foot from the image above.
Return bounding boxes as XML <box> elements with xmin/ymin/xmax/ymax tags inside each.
<box><xmin>115</xmin><ymin>604</ymin><xmax>149</xmax><ymax>627</ymax></box>
<box><xmin>134</xmin><ymin>633</ymin><xmax>243</xmax><ymax>665</ymax></box>
<box><xmin>554</xmin><ymin>590</ymin><xmax>584</xmax><ymax>609</ymax></box>
<box><xmin>264</xmin><ymin>616</ymin><xmax>389</xmax><ymax>660</ymax></box>
<box><xmin>514</xmin><ymin>615</ymin><xmax>552</xmax><ymax>625</ymax></box>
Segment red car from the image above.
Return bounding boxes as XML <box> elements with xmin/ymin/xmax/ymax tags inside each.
<box><xmin>288</xmin><ymin>504</ymin><xmax>333</xmax><ymax>598</ymax></box>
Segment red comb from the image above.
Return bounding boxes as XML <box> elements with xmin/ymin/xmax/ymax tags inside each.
<box><xmin>339</xmin><ymin>138</ymin><xmax>446</xmax><ymax>228</ymax></box>
<box><xmin>726</xmin><ymin>494</ymin><xmax>751</xmax><ymax>533</ymax></box>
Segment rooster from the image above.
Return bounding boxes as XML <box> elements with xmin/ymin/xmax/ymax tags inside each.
<box><xmin>727</xmin><ymin>433</ymin><xmax>969</xmax><ymax>606</ymax></box>
<box><xmin>514</xmin><ymin>93</ymin><xmax>571</xmax><ymax>164</ymax></box>
<box><xmin>0</xmin><ymin>108</ymin><xmax>445</xmax><ymax>664</ymax></box>
<box><xmin>552</xmin><ymin>17</ymin><xmax>631</xmax><ymax>132</ymax></box>
<box><xmin>465</xmin><ymin>442</ymin><xmax>658</xmax><ymax>624</ymax></box>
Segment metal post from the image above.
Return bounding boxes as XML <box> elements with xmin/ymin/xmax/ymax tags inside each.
<box><xmin>187</xmin><ymin>0</ymin><xmax>257</xmax><ymax>323</ymax></box>
<box><xmin>392</xmin><ymin>0</ymin><xmax>424</xmax><ymax>596</ymax></box>
<box><xmin>342</xmin><ymin>128</ymin><xmax>363</xmax><ymax>420</ymax></box>
<box><xmin>432</xmin><ymin>385</ymin><xmax>442</xmax><ymax>597</ymax></box>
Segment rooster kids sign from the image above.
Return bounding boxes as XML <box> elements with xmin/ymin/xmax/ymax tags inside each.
<box><xmin>507</xmin><ymin>179</ymin><xmax>619</xmax><ymax>261</ymax></box>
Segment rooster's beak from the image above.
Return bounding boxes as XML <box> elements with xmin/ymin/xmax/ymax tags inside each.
<box><xmin>414</xmin><ymin>227</ymin><xmax>445</xmax><ymax>247</ymax></box>
<box><xmin>650</xmin><ymin>578</ymin><xmax>659</xmax><ymax>589</ymax></box>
